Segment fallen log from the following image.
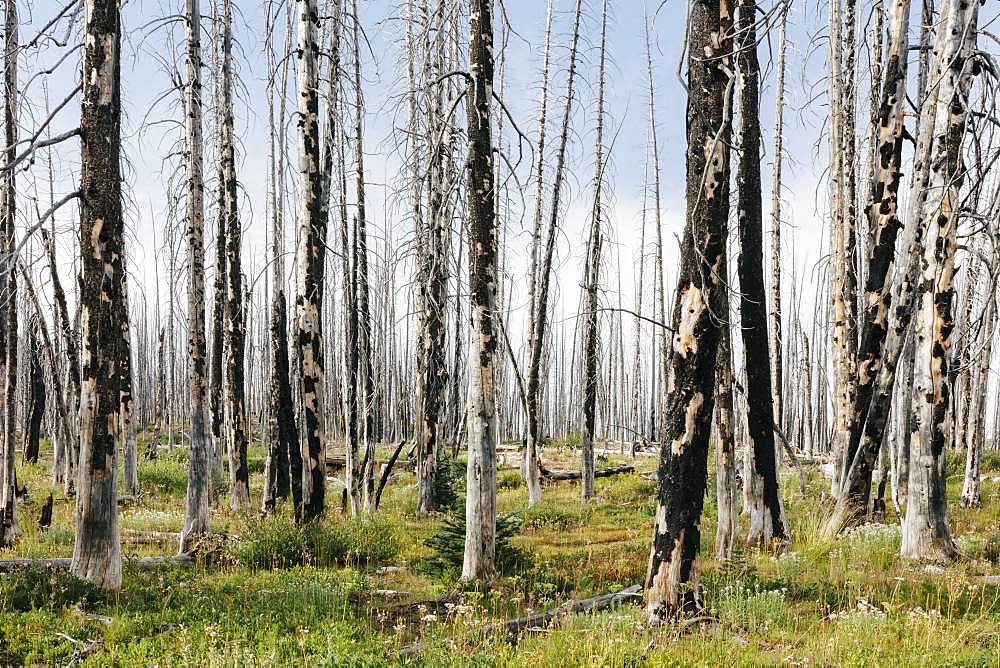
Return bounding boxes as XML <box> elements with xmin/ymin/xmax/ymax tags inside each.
<box><xmin>484</xmin><ymin>584</ymin><xmax>643</xmax><ymax>637</ymax></box>
<box><xmin>0</xmin><ymin>553</ymin><xmax>195</xmax><ymax>573</ymax></box>
<box><xmin>540</xmin><ymin>464</ymin><xmax>634</xmax><ymax>481</ymax></box>
<box><xmin>400</xmin><ymin>584</ymin><xmax>643</xmax><ymax>656</ymax></box>
<box><xmin>122</xmin><ymin>529</ymin><xmax>180</xmax><ymax>545</ymax></box>
<box><xmin>374</xmin><ymin>440</ymin><xmax>407</xmax><ymax>511</ymax></box>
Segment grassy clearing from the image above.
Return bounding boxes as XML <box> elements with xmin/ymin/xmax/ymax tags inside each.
<box><xmin>2</xmin><ymin>436</ymin><xmax>999</xmax><ymax>666</ymax></box>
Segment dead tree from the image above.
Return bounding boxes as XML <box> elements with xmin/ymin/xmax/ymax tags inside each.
<box><xmin>645</xmin><ymin>0</ymin><xmax>732</xmax><ymax>621</ymax></box>
<box><xmin>216</xmin><ymin>0</ymin><xmax>249</xmax><ymax>512</ymax></box>
<box><xmin>825</xmin><ymin>0</ymin><xmax>911</xmax><ymax>531</ymax></box>
<box><xmin>0</xmin><ymin>0</ymin><xmax>16</xmax><ymax>549</ymax></box>
<box><xmin>22</xmin><ymin>321</ymin><xmax>44</xmax><ymax>464</ymax></box>
<box><xmin>263</xmin><ymin>0</ymin><xmax>299</xmax><ymax>513</ymax></box>
<box><xmin>524</xmin><ymin>0</ymin><xmax>582</xmax><ymax>508</ymax></box>
<box><xmin>579</xmin><ymin>0</ymin><xmax>608</xmax><ymax>502</ymax></box>
<box><xmin>828</xmin><ymin>0</ymin><xmax>859</xmax><ymax>498</ymax></box>
<box><xmin>735</xmin><ymin>0</ymin><xmax>787</xmax><ymax>547</ymax></box>
<box><xmin>72</xmin><ymin>0</ymin><xmax>124</xmax><ymax>590</ymax></box>
<box><xmin>463</xmin><ymin>0</ymin><xmax>498</xmax><ymax>583</ymax></box>
<box><xmin>180</xmin><ymin>0</ymin><xmax>212</xmax><ymax>551</ymax></box>
<box><xmin>902</xmin><ymin>0</ymin><xmax>979</xmax><ymax>562</ymax></box>
<box><xmin>522</xmin><ymin>0</ymin><xmax>553</xmax><ymax>506</ymax></box>
<box><xmin>413</xmin><ymin>0</ymin><xmax>454</xmax><ymax>514</ymax></box>
<box><xmin>714</xmin><ymin>247</ymin><xmax>738</xmax><ymax>561</ymax></box>
<box><xmin>295</xmin><ymin>0</ymin><xmax>328</xmax><ymax>522</ymax></box>
<box><xmin>768</xmin><ymin>0</ymin><xmax>788</xmax><ymax>426</ymax></box>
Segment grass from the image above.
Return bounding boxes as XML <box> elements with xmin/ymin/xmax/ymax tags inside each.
<box><xmin>1</xmin><ymin>434</ymin><xmax>999</xmax><ymax>666</ymax></box>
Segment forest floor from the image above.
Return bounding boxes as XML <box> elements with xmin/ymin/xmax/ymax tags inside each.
<box><xmin>2</xmin><ymin>435</ymin><xmax>1000</xmax><ymax>666</ymax></box>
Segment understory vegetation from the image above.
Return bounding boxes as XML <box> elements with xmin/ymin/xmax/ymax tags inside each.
<box><xmin>2</xmin><ymin>435</ymin><xmax>999</xmax><ymax>666</ymax></box>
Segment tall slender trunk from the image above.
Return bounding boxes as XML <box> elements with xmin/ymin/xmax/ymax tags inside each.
<box><xmin>0</xmin><ymin>0</ymin><xmax>16</xmax><ymax>548</ymax></box>
<box><xmin>217</xmin><ymin>0</ymin><xmax>249</xmax><ymax>511</ymax></box>
<box><xmin>351</xmin><ymin>0</ymin><xmax>375</xmax><ymax>512</ymax></box>
<box><xmin>961</xmin><ymin>278</ymin><xmax>993</xmax><ymax>508</ymax></box>
<box><xmin>463</xmin><ymin>0</ymin><xmax>498</xmax><ymax>583</ymax></box>
<box><xmin>414</xmin><ymin>0</ymin><xmax>452</xmax><ymax>513</ymax></box>
<box><xmin>646</xmin><ymin>0</ymin><xmax>732</xmax><ymax>621</ymax></box>
<box><xmin>824</xmin><ymin>0</ymin><xmax>911</xmax><ymax>531</ymax></box>
<box><xmin>902</xmin><ymin>0</ymin><xmax>978</xmax><ymax>562</ymax></box>
<box><xmin>644</xmin><ymin>10</ymin><xmax>668</xmax><ymax>447</ymax></box>
<box><xmin>736</xmin><ymin>0</ymin><xmax>787</xmax><ymax>547</ymax></box>
<box><xmin>769</xmin><ymin>0</ymin><xmax>788</xmax><ymax>427</ymax></box>
<box><xmin>22</xmin><ymin>322</ymin><xmax>44</xmax><ymax>464</ymax></box>
<box><xmin>579</xmin><ymin>0</ymin><xmax>607</xmax><ymax>502</ymax></box>
<box><xmin>829</xmin><ymin>0</ymin><xmax>859</xmax><ymax>498</ymax></box>
<box><xmin>714</xmin><ymin>260</ymin><xmax>738</xmax><ymax>561</ymax></box>
<box><xmin>72</xmin><ymin>0</ymin><xmax>123</xmax><ymax>590</ymax></box>
<box><xmin>522</xmin><ymin>0</ymin><xmax>552</xmax><ymax>506</ymax></box>
<box><xmin>524</xmin><ymin>0</ymin><xmax>582</xmax><ymax>508</ymax></box>
<box><xmin>295</xmin><ymin>0</ymin><xmax>327</xmax><ymax>522</ymax></box>
<box><xmin>180</xmin><ymin>0</ymin><xmax>212</xmax><ymax>550</ymax></box>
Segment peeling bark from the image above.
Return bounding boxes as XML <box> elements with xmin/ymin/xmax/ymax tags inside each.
<box><xmin>72</xmin><ymin>0</ymin><xmax>124</xmax><ymax>590</ymax></box>
<box><xmin>735</xmin><ymin>0</ymin><xmax>788</xmax><ymax>548</ymax></box>
<box><xmin>462</xmin><ymin>0</ymin><xmax>498</xmax><ymax>583</ymax></box>
<box><xmin>645</xmin><ymin>0</ymin><xmax>732</xmax><ymax>622</ymax></box>
<box><xmin>295</xmin><ymin>0</ymin><xmax>328</xmax><ymax>522</ymax></box>
<box><xmin>180</xmin><ymin>0</ymin><xmax>212</xmax><ymax>551</ymax></box>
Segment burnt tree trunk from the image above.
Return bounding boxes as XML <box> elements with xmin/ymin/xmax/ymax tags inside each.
<box><xmin>218</xmin><ymin>0</ymin><xmax>249</xmax><ymax>511</ymax></box>
<box><xmin>72</xmin><ymin>0</ymin><xmax>124</xmax><ymax>590</ymax></box>
<box><xmin>735</xmin><ymin>0</ymin><xmax>788</xmax><ymax>548</ymax></box>
<box><xmin>645</xmin><ymin>0</ymin><xmax>732</xmax><ymax>621</ymax></box>
<box><xmin>22</xmin><ymin>322</ymin><xmax>44</xmax><ymax>465</ymax></box>
<box><xmin>295</xmin><ymin>0</ymin><xmax>328</xmax><ymax>522</ymax></box>
<box><xmin>826</xmin><ymin>0</ymin><xmax>912</xmax><ymax>531</ymax></box>
<box><xmin>902</xmin><ymin>0</ymin><xmax>978</xmax><ymax>561</ymax></box>
<box><xmin>180</xmin><ymin>0</ymin><xmax>212</xmax><ymax>551</ymax></box>
<box><xmin>462</xmin><ymin>0</ymin><xmax>498</xmax><ymax>583</ymax></box>
<box><xmin>0</xmin><ymin>0</ymin><xmax>16</xmax><ymax>549</ymax></box>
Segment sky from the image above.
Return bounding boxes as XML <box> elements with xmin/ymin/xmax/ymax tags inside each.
<box><xmin>19</xmin><ymin>0</ymin><xmax>864</xmax><ymax>370</ymax></box>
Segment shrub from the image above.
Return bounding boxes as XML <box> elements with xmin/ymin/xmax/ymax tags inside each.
<box><xmin>497</xmin><ymin>470</ymin><xmax>523</xmax><ymax>491</ymax></box>
<box><xmin>228</xmin><ymin>515</ymin><xmax>307</xmax><ymax>570</ymax></box>
<box><xmin>326</xmin><ymin>516</ymin><xmax>401</xmax><ymax>566</ymax></box>
<box><xmin>432</xmin><ymin>459</ymin><xmax>465</xmax><ymax>512</ymax></box>
<box><xmin>228</xmin><ymin>515</ymin><xmax>401</xmax><ymax>570</ymax></box>
<box><xmin>0</xmin><ymin>566</ymin><xmax>104</xmax><ymax>612</ymax></box>
<box><xmin>420</xmin><ymin>510</ymin><xmax>532</xmax><ymax>577</ymax></box>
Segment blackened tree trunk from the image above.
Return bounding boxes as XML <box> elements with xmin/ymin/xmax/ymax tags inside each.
<box><xmin>0</xmin><ymin>0</ymin><xmax>16</xmax><ymax>549</ymax></box>
<box><xmin>462</xmin><ymin>0</ymin><xmax>498</xmax><ymax>583</ymax></box>
<box><xmin>352</xmin><ymin>0</ymin><xmax>375</xmax><ymax>512</ymax></box>
<box><xmin>579</xmin><ymin>0</ymin><xmax>607</xmax><ymax>502</ymax></box>
<box><xmin>23</xmin><ymin>322</ymin><xmax>44</xmax><ymax>464</ymax></box>
<box><xmin>524</xmin><ymin>0</ymin><xmax>582</xmax><ymax>508</ymax></box>
<box><xmin>295</xmin><ymin>0</ymin><xmax>328</xmax><ymax>522</ymax></box>
<box><xmin>735</xmin><ymin>0</ymin><xmax>788</xmax><ymax>548</ymax></box>
<box><xmin>414</xmin><ymin>0</ymin><xmax>453</xmax><ymax>514</ymax></box>
<box><xmin>902</xmin><ymin>0</ymin><xmax>978</xmax><ymax>562</ymax></box>
<box><xmin>180</xmin><ymin>0</ymin><xmax>212</xmax><ymax>551</ymax></box>
<box><xmin>262</xmin><ymin>0</ymin><xmax>298</xmax><ymax>513</ymax></box>
<box><xmin>645</xmin><ymin>0</ymin><xmax>732</xmax><ymax>621</ymax></box>
<box><xmin>72</xmin><ymin>0</ymin><xmax>124</xmax><ymax>590</ymax></box>
<box><xmin>218</xmin><ymin>0</ymin><xmax>249</xmax><ymax>511</ymax></box>
<box><xmin>714</xmin><ymin>257</ymin><xmax>738</xmax><ymax>561</ymax></box>
<box><xmin>825</xmin><ymin>0</ymin><xmax>912</xmax><ymax>532</ymax></box>
<box><xmin>119</xmin><ymin>277</ymin><xmax>138</xmax><ymax>496</ymax></box>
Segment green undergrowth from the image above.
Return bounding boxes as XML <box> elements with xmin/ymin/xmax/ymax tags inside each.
<box><xmin>1</xmin><ymin>434</ymin><xmax>999</xmax><ymax>665</ymax></box>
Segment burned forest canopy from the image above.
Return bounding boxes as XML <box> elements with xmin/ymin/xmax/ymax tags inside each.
<box><xmin>2</xmin><ymin>0</ymin><xmax>1000</xmax><ymax>664</ymax></box>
